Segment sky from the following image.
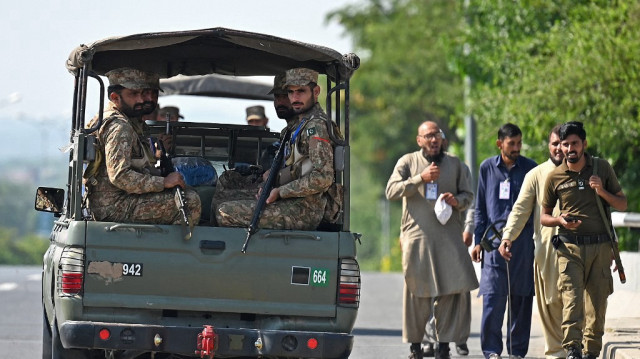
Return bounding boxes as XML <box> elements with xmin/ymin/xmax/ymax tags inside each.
<box><xmin>0</xmin><ymin>0</ymin><xmax>359</xmax><ymax>159</ymax></box>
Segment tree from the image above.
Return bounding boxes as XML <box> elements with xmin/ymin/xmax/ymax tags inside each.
<box><xmin>328</xmin><ymin>0</ymin><xmax>467</xmax><ymax>269</ymax></box>
<box><xmin>331</xmin><ymin>0</ymin><xmax>640</xmax><ymax>268</ymax></box>
<box><xmin>0</xmin><ymin>227</ymin><xmax>48</xmax><ymax>265</ymax></box>
<box><xmin>455</xmin><ymin>0</ymin><xmax>640</xmax><ymax>248</ymax></box>
<box><xmin>329</xmin><ymin>0</ymin><xmax>466</xmax><ymax>180</ymax></box>
<box><xmin>0</xmin><ymin>180</ymin><xmax>40</xmax><ymax>236</ymax></box>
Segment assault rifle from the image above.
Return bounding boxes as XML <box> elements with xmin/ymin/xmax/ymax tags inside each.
<box><xmin>609</xmin><ymin>227</ymin><xmax>626</xmax><ymax>283</ymax></box>
<box><xmin>241</xmin><ymin>128</ymin><xmax>291</xmax><ymax>253</ymax></box>
<box><xmin>158</xmin><ymin>116</ymin><xmax>192</xmax><ymax>240</ymax></box>
<box><xmin>592</xmin><ymin>157</ymin><xmax>625</xmax><ymax>283</ymax></box>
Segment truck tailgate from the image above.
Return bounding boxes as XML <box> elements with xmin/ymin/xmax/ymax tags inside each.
<box><xmin>83</xmin><ymin>223</ymin><xmax>342</xmax><ymax>317</ymax></box>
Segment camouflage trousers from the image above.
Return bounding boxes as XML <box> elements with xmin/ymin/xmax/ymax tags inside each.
<box><xmin>89</xmin><ymin>188</ymin><xmax>202</xmax><ymax>225</ymax></box>
<box><xmin>216</xmin><ymin>193</ymin><xmax>326</xmax><ymax>230</ymax></box>
<box><xmin>210</xmin><ymin>170</ymin><xmax>262</xmax><ymax>223</ymax></box>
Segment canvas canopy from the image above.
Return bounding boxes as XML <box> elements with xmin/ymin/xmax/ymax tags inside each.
<box><xmin>159</xmin><ymin>74</ymin><xmax>273</xmax><ymax>100</ymax></box>
<box><xmin>66</xmin><ymin>27</ymin><xmax>359</xmax><ymax>83</ymax></box>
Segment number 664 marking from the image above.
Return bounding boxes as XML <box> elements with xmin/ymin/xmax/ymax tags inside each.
<box><xmin>122</xmin><ymin>263</ymin><xmax>143</xmax><ymax>276</ymax></box>
<box><xmin>311</xmin><ymin>268</ymin><xmax>329</xmax><ymax>287</ymax></box>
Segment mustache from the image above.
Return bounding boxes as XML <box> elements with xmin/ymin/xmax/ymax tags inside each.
<box><xmin>141</xmin><ymin>101</ymin><xmax>156</xmax><ymax>115</ymax></box>
<box><xmin>291</xmin><ymin>101</ymin><xmax>304</xmax><ymax>106</ymax></box>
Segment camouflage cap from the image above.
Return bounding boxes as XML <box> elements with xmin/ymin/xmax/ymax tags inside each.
<box><xmin>158</xmin><ymin>106</ymin><xmax>183</xmax><ymax>121</ymax></box>
<box><xmin>267</xmin><ymin>73</ymin><xmax>287</xmax><ymax>95</ymax></box>
<box><xmin>105</xmin><ymin>67</ymin><xmax>162</xmax><ymax>91</ymax></box>
<box><xmin>246</xmin><ymin>105</ymin><xmax>266</xmax><ymax>121</ymax></box>
<box><xmin>284</xmin><ymin>68</ymin><xmax>318</xmax><ymax>87</ymax></box>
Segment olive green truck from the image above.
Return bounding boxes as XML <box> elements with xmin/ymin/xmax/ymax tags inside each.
<box><xmin>36</xmin><ymin>28</ymin><xmax>361</xmax><ymax>359</ymax></box>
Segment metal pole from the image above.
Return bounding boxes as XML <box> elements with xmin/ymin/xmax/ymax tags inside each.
<box><xmin>379</xmin><ymin>196</ymin><xmax>390</xmax><ymax>261</ymax></box>
<box><xmin>463</xmin><ymin>0</ymin><xmax>477</xmax><ymax>190</ymax></box>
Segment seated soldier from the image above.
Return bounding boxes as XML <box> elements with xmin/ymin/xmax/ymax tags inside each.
<box><xmin>215</xmin><ymin>68</ymin><xmax>341</xmax><ymax>230</ymax></box>
<box><xmin>210</xmin><ymin>75</ymin><xmax>292</xmax><ymax>224</ymax></box>
<box><xmin>84</xmin><ymin>67</ymin><xmax>201</xmax><ymax>226</ymax></box>
<box><xmin>245</xmin><ymin>105</ymin><xmax>269</xmax><ymax>127</ymax></box>
<box><xmin>157</xmin><ymin>106</ymin><xmax>184</xmax><ymax>122</ymax></box>
<box><xmin>150</xmin><ymin>106</ymin><xmax>184</xmax><ymax>158</ymax></box>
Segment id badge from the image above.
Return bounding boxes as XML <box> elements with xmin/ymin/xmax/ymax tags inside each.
<box><xmin>499</xmin><ymin>181</ymin><xmax>510</xmax><ymax>200</ymax></box>
<box><xmin>426</xmin><ymin>182</ymin><xmax>438</xmax><ymax>200</ymax></box>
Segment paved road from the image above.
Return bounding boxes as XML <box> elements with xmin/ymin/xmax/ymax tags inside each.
<box><xmin>2</xmin><ymin>256</ymin><xmax>637</xmax><ymax>358</ymax></box>
<box><xmin>351</xmin><ymin>270</ymin><xmax>546</xmax><ymax>359</ymax></box>
<box><xmin>0</xmin><ymin>265</ymin><xmax>547</xmax><ymax>359</ymax></box>
<box><xmin>0</xmin><ymin>265</ymin><xmax>43</xmax><ymax>358</ymax></box>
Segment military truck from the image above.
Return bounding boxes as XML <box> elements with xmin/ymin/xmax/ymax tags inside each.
<box><xmin>35</xmin><ymin>28</ymin><xmax>361</xmax><ymax>359</ymax></box>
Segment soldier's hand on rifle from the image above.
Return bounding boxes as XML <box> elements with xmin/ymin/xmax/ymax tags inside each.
<box><xmin>262</xmin><ymin>169</ymin><xmax>271</xmax><ymax>183</ymax></box>
<box><xmin>164</xmin><ymin>172</ymin><xmax>185</xmax><ymax>189</ymax></box>
<box><xmin>498</xmin><ymin>239</ymin><xmax>512</xmax><ymax>261</ymax></box>
<box><xmin>266</xmin><ymin>187</ymin><xmax>280</xmax><ymax>204</ymax></box>
<box><xmin>157</xmin><ymin>134</ymin><xmax>174</xmax><ymax>154</ymax></box>
<box><xmin>420</xmin><ymin>162</ymin><xmax>440</xmax><ymax>183</ymax></box>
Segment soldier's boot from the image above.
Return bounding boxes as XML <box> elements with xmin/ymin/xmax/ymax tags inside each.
<box><xmin>409</xmin><ymin>343</ymin><xmax>423</xmax><ymax>359</ymax></box>
<box><xmin>423</xmin><ymin>342</ymin><xmax>435</xmax><ymax>357</ymax></box>
<box><xmin>435</xmin><ymin>342</ymin><xmax>450</xmax><ymax>359</ymax></box>
<box><xmin>566</xmin><ymin>346</ymin><xmax>582</xmax><ymax>359</ymax></box>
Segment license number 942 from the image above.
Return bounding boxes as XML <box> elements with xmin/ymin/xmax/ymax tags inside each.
<box><xmin>122</xmin><ymin>263</ymin><xmax>143</xmax><ymax>276</ymax></box>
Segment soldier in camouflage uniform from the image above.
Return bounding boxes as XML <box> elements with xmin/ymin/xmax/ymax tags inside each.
<box><xmin>84</xmin><ymin>68</ymin><xmax>201</xmax><ymax>225</ymax></box>
<box><xmin>210</xmin><ymin>73</ymin><xmax>294</xmax><ymax>223</ymax></box>
<box><xmin>245</xmin><ymin>105</ymin><xmax>269</xmax><ymax>127</ymax></box>
<box><xmin>216</xmin><ymin>68</ymin><xmax>340</xmax><ymax>230</ymax></box>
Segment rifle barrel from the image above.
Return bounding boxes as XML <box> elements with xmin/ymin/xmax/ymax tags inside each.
<box><xmin>612</xmin><ymin>242</ymin><xmax>626</xmax><ymax>283</ymax></box>
<box><xmin>242</xmin><ymin>128</ymin><xmax>291</xmax><ymax>253</ymax></box>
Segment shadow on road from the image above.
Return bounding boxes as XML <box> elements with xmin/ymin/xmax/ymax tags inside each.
<box><xmin>352</xmin><ymin>328</ymin><xmax>402</xmax><ymax>337</ymax></box>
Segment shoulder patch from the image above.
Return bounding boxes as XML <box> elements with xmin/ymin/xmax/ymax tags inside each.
<box><xmin>306</xmin><ymin>127</ymin><xmax>317</xmax><ymax>136</ymax></box>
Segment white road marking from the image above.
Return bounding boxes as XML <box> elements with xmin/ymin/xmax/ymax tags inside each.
<box><xmin>0</xmin><ymin>282</ymin><xmax>18</xmax><ymax>291</ymax></box>
<box><xmin>27</xmin><ymin>273</ymin><xmax>41</xmax><ymax>281</ymax></box>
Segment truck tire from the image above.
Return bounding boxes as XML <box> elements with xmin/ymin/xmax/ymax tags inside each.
<box><xmin>42</xmin><ymin>312</ymin><xmax>52</xmax><ymax>359</ymax></box>
<box><xmin>51</xmin><ymin>318</ymin><xmax>91</xmax><ymax>359</ymax></box>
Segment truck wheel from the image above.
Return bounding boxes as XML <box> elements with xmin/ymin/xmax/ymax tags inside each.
<box><xmin>42</xmin><ymin>312</ymin><xmax>52</xmax><ymax>359</ymax></box>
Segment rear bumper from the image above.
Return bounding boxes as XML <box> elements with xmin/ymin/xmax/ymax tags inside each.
<box><xmin>59</xmin><ymin>321</ymin><xmax>353</xmax><ymax>358</ymax></box>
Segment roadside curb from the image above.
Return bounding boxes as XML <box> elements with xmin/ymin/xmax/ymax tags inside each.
<box><xmin>603</xmin><ymin>252</ymin><xmax>640</xmax><ymax>359</ymax></box>
<box><xmin>602</xmin><ymin>318</ymin><xmax>640</xmax><ymax>359</ymax></box>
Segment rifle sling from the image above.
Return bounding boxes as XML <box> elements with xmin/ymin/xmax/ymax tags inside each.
<box><xmin>592</xmin><ymin>157</ymin><xmax>614</xmax><ymax>240</ymax></box>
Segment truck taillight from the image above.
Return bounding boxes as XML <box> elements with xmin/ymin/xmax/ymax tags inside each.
<box><xmin>62</xmin><ymin>272</ymin><xmax>83</xmax><ymax>293</ymax></box>
<box><xmin>338</xmin><ymin>258</ymin><xmax>360</xmax><ymax>307</ymax></box>
<box><xmin>57</xmin><ymin>247</ymin><xmax>84</xmax><ymax>296</ymax></box>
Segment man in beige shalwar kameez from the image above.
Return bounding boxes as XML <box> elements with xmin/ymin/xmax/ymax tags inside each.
<box><xmin>386</xmin><ymin>121</ymin><xmax>479</xmax><ymax>359</ymax></box>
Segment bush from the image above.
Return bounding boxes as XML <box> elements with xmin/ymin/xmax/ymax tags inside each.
<box><xmin>0</xmin><ymin>227</ymin><xmax>48</xmax><ymax>265</ymax></box>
